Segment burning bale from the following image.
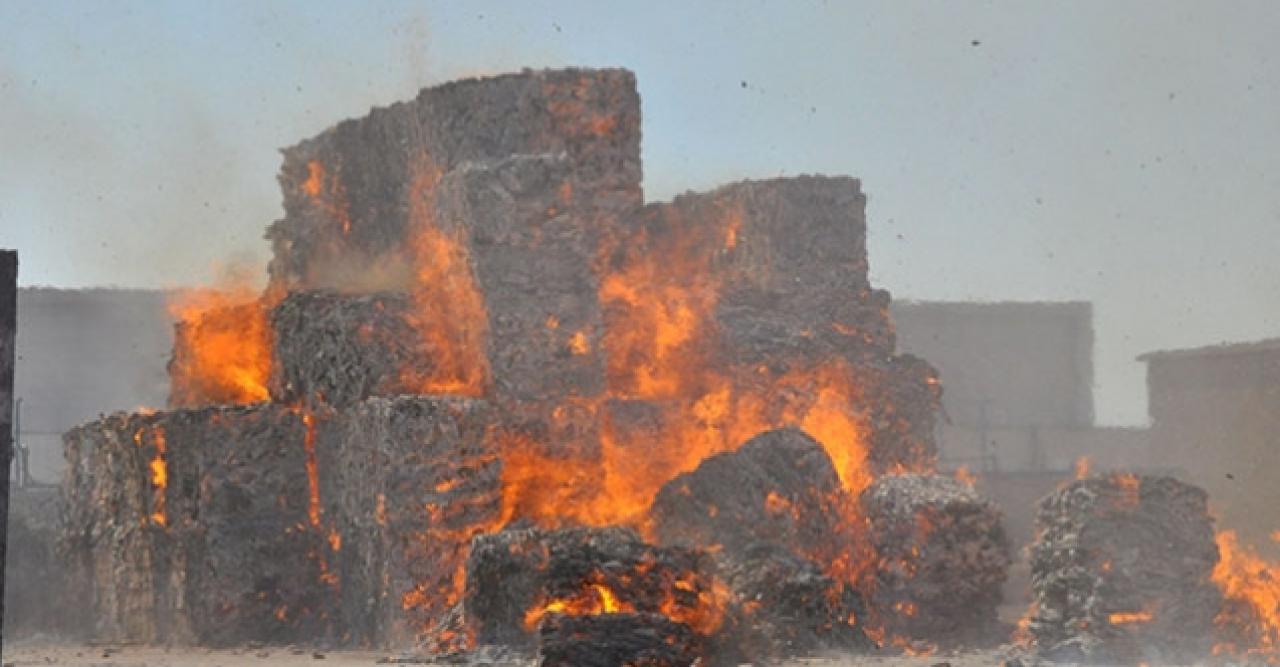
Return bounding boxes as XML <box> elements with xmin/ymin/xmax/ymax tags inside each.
<box><xmin>319</xmin><ymin>395</ymin><xmax>500</xmax><ymax>647</ymax></box>
<box><xmin>463</xmin><ymin>526</ymin><xmax>722</xmax><ymax>648</ymax></box>
<box><xmin>714</xmin><ymin>543</ymin><xmax>873</xmax><ymax>658</ymax></box>
<box><xmin>268</xmin><ymin>290</ymin><xmax>424</xmax><ymax>408</ymax></box>
<box><xmin>60</xmin><ymin>404</ymin><xmax>330</xmax><ymax>645</ymax></box>
<box><xmin>1028</xmin><ymin>474</ymin><xmax>1221</xmax><ymax>663</ymax></box>
<box><xmin>649</xmin><ymin>427</ymin><xmax>854</xmax><ymax>564</ymax></box>
<box><xmin>61</xmin><ymin>66</ymin><xmax>954</xmax><ymax>656</ymax></box>
<box><xmin>537</xmin><ymin>613</ymin><xmax>702</xmax><ymax>667</ymax></box>
<box><xmin>267</xmin><ymin>68</ymin><xmax>641</xmax><ymax>292</ymax></box>
<box><xmin>859</xmin><ymin>473</ymin><xmax>1011</xmax><ymax>647</ymax></box>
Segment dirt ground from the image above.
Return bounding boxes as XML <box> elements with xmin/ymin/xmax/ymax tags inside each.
<box><xmin>1</xmin><ymin>644</ymin><xmax>1012</xmax><ymax>667</ymax></box>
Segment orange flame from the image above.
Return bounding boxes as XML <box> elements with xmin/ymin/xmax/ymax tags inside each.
<box><xmin>1109</xmin><ymin>610</ymin><xmax>1154</xmax><ymax>625</ymax></box>
<box><xmin>167</xmin><ymin>277</ymin><xmax>273</xmax><ymax>407</ymax></box>
<box><xmin>1212</xmin><ymin>530</ymin><xmax>1280</xmax><ymax>660</ymax></box>
<box><xmin>400</xmin><ymin>158</ymin><xmax>489</xmax><ymax>397</ymax></box>
<box><xmin>1074</xmin><ymin>456</ymin><xmax>1091</xmax><ymax>480</ymax></box>
<box><xmin>523</xmin><ymin>583</ymin><xmax>635</xmax><ymax>630</ymax></box>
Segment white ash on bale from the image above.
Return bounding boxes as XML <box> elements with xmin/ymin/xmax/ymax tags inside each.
<box><xmin>268</xmin><ymin>290</ymin><xmax>425</xmax><ymax>408</ymax></box>
<box><xmin>1028</xmin><ymin>473</ymin><xmax>1221</xmax><ymax>664</ymax></box>
<box><xmin>268</xmin><ymin>68</ymin><xmax>641</xmax><ymax>292</ymax></box>
<box><xmin>859</xmin><ymin>473</ymin><xmax>1011</xmax><ymax>647</ymax></box>
<box><xmin>537</xmin><ymin>613</ymin><xmax>703</xmax><ymax>667</ymax></box>
<box><xmin>316</xmin><ymin>395</ymin><xmax>501</xmax><ymax>648</ymax></box>
<box><xmin>462</xmin><ymin>526</ymin><xmax>723</xmax><ymax>649</ymax></box>
<box><xmin>60</xmin><ymin>405</ymin><xmax>332</xmax><ymax>645</ymax></box>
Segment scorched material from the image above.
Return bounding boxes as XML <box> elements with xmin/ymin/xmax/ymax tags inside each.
<box><xmin>714</xmin><ymin>543</ymin><xmax>873</xmax><ymax>658</ymax></box>
<box><xmin>318</xmin><ymin>396</ymin><xmax>499</xmax><ymax>648</ymax></box>
<box><xmin>860</xmin><ymin>473</ymin><xmax>1010</xmax><ymax>646</ymax></box>
<box><xmin>1028</xmin><ymin>474</ymin><xmax>1221</xmax><ymax>663</ymax></box>
<box><xmin>649</xmin><ymin>427</ymin><xmax>854</xmax><ymax>565</ymax></box>
<box><xmin>463</xmin><ymin>526</ymin><xmax>719</xmax><ymax>648</ymax></box>
<box><xmin>269</xmin><ymin>290</ymin><xmax>423</xmax><ymax>408</ymax></box>
<box><xmin>537</xmin><ymin>613</ymin><xmax>702</xmax><ymax>667</ymax></box>
<box><xmin>60</xmin><ymin>405</ymin><xmax>329</xmax><ymax>645</ymax></box>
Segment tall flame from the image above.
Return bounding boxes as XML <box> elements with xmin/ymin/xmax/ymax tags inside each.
<box><xmin>167</xmin><ymin>277</ymin><xmax>274</xmax><ymax>407</ymax></box>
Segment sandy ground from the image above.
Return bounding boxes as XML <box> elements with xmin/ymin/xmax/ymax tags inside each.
<box><xmin>1</xmin><ymin>644</ymin><xmax>1008</xmax><ymax>667</ymax></box>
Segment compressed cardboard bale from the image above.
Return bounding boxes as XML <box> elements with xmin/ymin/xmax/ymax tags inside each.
<box><xmin>605</xmin><ymin>177</ymin><xmax>888</xmax><ymax>367</ymax></box>
<box><xmin>1028</xmin><ymin>474</ymin><xmax>1221</xmax><ymax>663</ymax></box>
<box><xmin>464</xmin><ymin>526</ymin><xmax>722</xmax><ymax>648</ymax></box>
<box><xmin>59</xmin><ymin>411</ymin><xmax>183</xmax><ymax>643</ymax></box>
<box><xmin>537</xmin><ymin>613</ymin><xmax>702</xmax><ymax>667</ymax></box>
<box><xmin>431</xmin><ymin>153</ymin><xmax>613</xmax><ymax>405</ymax></box>
<box><xmin>164</xmin><ymin>403</ymin><xmax>332</xmax><ymax>647</ymax></box>
<box><xmin>860</xmin><ymin>473</ymin><xmax>1010</xmax><ymax>646</ymax></box>
<box><xmin>319</xmin><ymin>396</ymin><xmax>501</xmax><ymax>648</ymax></box>
<box><xmin>268</xmin><ymin>68</ymin><xmax>642</xmax><ymax>291</ymax></box>
<box><xmin>649</xmin><ymin>427</ymin><xmax>854</xmax><ymax>566</ymax></box>
<box><xmin>268</xmin><ymin>290</ymin><xmax>427</xmax><ymax>408</ymax></box>
<box><xmin>714</xmin><ymin>543</ymin><xmax>873</xmax><ymax>658</ymax></box>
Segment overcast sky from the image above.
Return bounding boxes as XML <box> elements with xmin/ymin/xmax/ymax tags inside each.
<box><xmin>2</xmin><ymin>0</ymin><xmax>1278</xmax><ymax>424</ymax></box>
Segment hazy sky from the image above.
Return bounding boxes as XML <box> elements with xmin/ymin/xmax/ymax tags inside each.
<box><xmin>2</xmin><ymin>1</ymin><xmax>1278</xmax><ymax>425</ymax></box>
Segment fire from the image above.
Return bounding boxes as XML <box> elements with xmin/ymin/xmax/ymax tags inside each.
<box><xmin>523</xmin><ymin>583</ymin><xmax>634</xmax><ymax>630</ymax></box>
<box><xmin>1074</xmin><ymin>456</ymin><xmax>1091</xmax><ymax>480</ymax></box>
<box><xmin>1113</xmin><ymin>472</ymin><xmax>1141</xmax><ymax>509</ymax></box>
<box><xmin>954</xmin><ymin>466</ymin><xmax>977</xmax><ymax>487</ymax></box>
<box><xmin>167</xmin><ymin>278</ymin><xmax>273</xmax><ymax>407</ymax></box>
<box><xmin>400</xmin><ymin>157</ymin><xmax>489</xmax><ymax>397</ymax></box>
<box><xmin>300</xmin><ymin>410</ymin><xmax>321</xmax><ymax>527</ymax></box>
<box><xmin>300</xmin><ymin>159</ymin><xmax>352</xmax><ymax>236</ymax></box>
<box><xmin>1212</xmin><ymin>530</ymin><xmax>1280</xmax><ymax>660</ymax></box>
<box><xmin>1109</xmin><ymin>610</ymin><xmax>1154</xmax><ymax>625</ymax></box>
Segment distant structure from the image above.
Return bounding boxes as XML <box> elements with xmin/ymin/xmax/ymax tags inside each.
<box><xmin>13</xmin><ymin>288</ymin><xmax>170</xmax><ymax>482</ymax></box>
<box><xmin>1140</xmin><ymin>339</ymin><xmax>1280</xmax><ymax>556</ymax></box>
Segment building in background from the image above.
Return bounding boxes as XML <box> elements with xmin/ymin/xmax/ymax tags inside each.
<box><xmin>14</xmin><ymin>288</ymin><xmax>171</xmax><ymax>482</ymax></box>
<box><xmin>1140</xmin><ymin>339</ymin><xmax>1280</xmax><ymax>557</ymax></box>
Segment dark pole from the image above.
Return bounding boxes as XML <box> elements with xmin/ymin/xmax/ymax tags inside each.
<box><xmin>0</xmin><ymin>250</ymin><xmax>17</xmax><ymax>662</ymax></box>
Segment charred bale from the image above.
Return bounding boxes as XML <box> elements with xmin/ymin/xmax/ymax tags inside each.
<box><xmin>537</xmin><ymin>613</ymin><xmax>702</xmax><ymax>667</ymax></box>
<box><xmin>59</xmin><ymin>404</ymin><xmax>329</xmax><ymax>646</ymax></box>
<box><xmin>59</xmin><ymin>411</ymin><xmax>184</xmax><ymax>643</ymax></box>
<box><xmin>165</xmin><ymin>404</ymin><xmax>333</xmax><ymax>646</ymax></box>
<box><xmin>464</xmin><ymin>526</ymin><xmax>721</xmax><ymax>648</ymax></box>
<box><xmin>649</xmin><ymin>427</ymin><xmax>854</xmax><ymax>566</ymax></box>
<box><xmin>319</xmin><ymin>396</ymin><xmax>500</xmax><ymax>648</ymax></box>
<box><xmin>1028</xmin><ymin>474</ymin><xmax>1220</xmax><ymax>664</ymax></box>
<box><xmin>268</xmin><ymin>68</ymin><xmax>641</xmax><ymax>291</ymax></box>
<box><xmin>268</xmin><ymin>290</ymin><xmax>426</xmax><ymax>408</ymax></box>
<box><xmin>715</xmin><ymin>543</ymin><xmax>873</xmax><ymax>658</ymax></box>
<box><xmin>860</xmin><ymin>473</ymin><xmax>1011</xmax><ymax>646</ymax></box>
<box><xmin>432</xmin><ymin>153</ymin><xmax>613</xmax><ymax>405</ymax></box>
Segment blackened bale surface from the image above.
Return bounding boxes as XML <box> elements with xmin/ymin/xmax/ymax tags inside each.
<box><xmin>860</xmin><ymin>473</ymin><xmax>1010</xmax><ymax>646</ymax></box>
<box><xmin>715</xmin><ymin>543</ymin><xmax>872</xmax><ymax>658</ymax></box>
<box><xmin>268</xmin><ymin>290</ymin><xmax>424</xmax><ymax>408</ymax></box>
<box><xmin>649</xmin><ymin>427</ymin><xmax>852</xmax><ymax>563</ymax></box>
<box><xmin>1028</xmin><ymin>474</ymin><xmax>1220</xmax><ymax>664</ymax></box>
<box><xmin>268</xmin><ymin>68</ymin><xmax>642</xmax><ymax>291</ymax></box>
<box><xmin>59</xmin><ymin>404</ymin><xmax>329</xmax><ymax>646</ymax></box>
<box><xmin>319</xmin><ymin>396</ymin><xmax>500</xmax><ymax>648</ymax></box>
<box><xmin>464</xmin><ymin>526</ymin><xmax>719</xmax><ymax>648</ymax></box>
<box><xmin>537</xmin><ymin>613</ymin><xmax>701</xmax><ymax>667</ymax></box>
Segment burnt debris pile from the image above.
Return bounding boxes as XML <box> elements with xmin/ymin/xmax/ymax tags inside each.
<box><xmin>56</xmin><ymin>67</ymin><xmax>1025</xmax><ymax>662</ymax></box>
